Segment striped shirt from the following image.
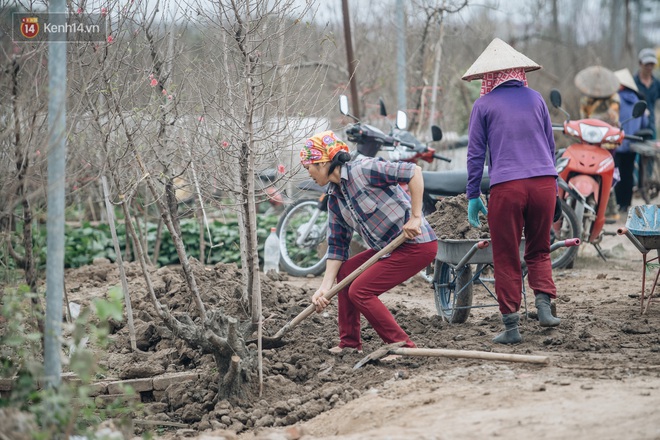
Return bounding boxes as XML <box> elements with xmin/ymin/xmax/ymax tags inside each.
<box><xmin>326</xmin><ymin>157</ymin><xmax>437</xmax><ymax>261</ymax></box>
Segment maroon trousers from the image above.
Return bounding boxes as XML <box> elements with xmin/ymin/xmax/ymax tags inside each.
<box><xmin>335</xmin><ymin>240</ymin><xmax>438</xmax><ymax>350</ymax></box>
<box><xmin>488</xmin><ymin>177</ymin><xmax>557</xmax><ymax>315</ymax></box>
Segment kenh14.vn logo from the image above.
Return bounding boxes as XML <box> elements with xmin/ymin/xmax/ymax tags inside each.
<box><xmin>20</xmin><ymin>17</ymin><xmax>39</xmax><ymax>39</ymax></box>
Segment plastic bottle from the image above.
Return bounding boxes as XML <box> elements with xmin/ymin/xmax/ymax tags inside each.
<box><xmin>263</xmin><ymin>227</ymin><xmax>281</xmax><ymax>273</ymax></box>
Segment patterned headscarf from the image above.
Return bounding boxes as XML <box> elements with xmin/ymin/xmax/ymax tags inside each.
<box><xmin>480</xmin><ymin>68</ymin><xmax>528</xmax><ymax>97</ymax></box>
<box><xmin>300</xmin><ymin>131</ymin><xmax>349</xmax><ymax>165</ymax></box>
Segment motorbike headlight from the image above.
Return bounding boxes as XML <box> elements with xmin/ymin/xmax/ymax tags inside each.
<box><xmin>555</xmin><ymin>157</ymin><xmax>570</xmax><ymax>173</ymax></box>
<box><xmin>579</xmin><ymin>123</ymin><xmax>608</xmax><ymax>144</ymax></box>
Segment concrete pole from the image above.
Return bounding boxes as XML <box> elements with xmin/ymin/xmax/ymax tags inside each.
<box><xmin>341</xmin><ymin>0</ymin><xmax>360</xmax><ymax>118</ymax></box>
<box><xmin>45</xmin><ymin>0</ymin><xmax>67</xmax><ymax>388</ymax></box>
<box><xmin>396</xmin><ymin>0</ymin><xmax>407</xmax><ymax>111</ymax></box>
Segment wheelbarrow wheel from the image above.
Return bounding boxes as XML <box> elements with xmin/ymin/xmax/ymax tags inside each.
<box><xmin>433</xmin><ymin>261</ymin><xmax>473</xmax><ymax>324</ymax></box>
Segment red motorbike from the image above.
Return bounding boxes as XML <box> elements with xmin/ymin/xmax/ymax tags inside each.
<box><xmin>549</xmin><ymin>89</ymin><xmax>647</xmax><ymax>267</ymax></box>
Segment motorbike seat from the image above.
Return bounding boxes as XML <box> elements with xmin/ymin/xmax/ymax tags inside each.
<box><xmin>422</xmin><ymin>169</ymin><xmax>490</xmax><ymax>196</ymax></box>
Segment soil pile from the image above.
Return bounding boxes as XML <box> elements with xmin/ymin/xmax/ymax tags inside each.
<box><xmin>62</xmin><ymin>260</ymin><xmax>446</xmax><ymax>436</ymax></box>
<box><xmin>56</xmin><ymin>225</ymin><xmax>660</xmax><ymax>439</ymax></box>
<box><xmin>426</xmin><ymin>194</ymin><xmax>490</xmax><ymax>240</ymax></box>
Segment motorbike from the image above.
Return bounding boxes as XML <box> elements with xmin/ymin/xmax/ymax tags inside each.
<box><xmin>277</xmin><ymin>93</ymin><xmax>584</xmax><ymax>276</ymax></box>
<box><xmin>630</xmin><ymin>128</ymin><xmax>660</xmax><ymax>204</ymax></box>
<box><xmin>275</xmin><ymin>95</ymin><xmax>448</xmax><ymax>277</ymax></box>
<box><xmin>549</xmin><ymin>88</ymin><xmax>647</xmax><ymax>268</ymax></box>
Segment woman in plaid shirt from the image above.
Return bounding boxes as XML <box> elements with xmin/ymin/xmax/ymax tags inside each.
<box><xmin>300</xmin><ymin>131</ymin><xmax>437</xmax><ymax>354</ymax></box>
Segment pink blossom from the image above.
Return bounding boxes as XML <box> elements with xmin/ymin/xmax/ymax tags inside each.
<box><xmin>198</xmin><ymin>116</ymin><xmax>204</xmax><ymax>122</ymax></box>
<box><xmin>77</xmin><ymin>7</ymin><xmax>83</xmax><ymax>14</ymax></box>
<box><xmin>149</xmin><ymin>73</ymin><xmax>154</xmax><ymax>79</ymax></box>
<box><xmin>168</xmin><ymin>95</ymin><xmax>173</xmax><ymax>100</ymax></box>
<box><xmin>150</xmin><ymin>78</ymin><xmax>158</xmax><ymax>87</ymax></box>
<box><xmin>162</xmin><ymin>88</ymin><xmax>167</xmax><ymax>95</ymax></box>
<box><xmin>101</xmin><ymin>7</ymin><xmax>108</xmax><ymax>15</ymax></box>
<box><xmin>106</xmin><ymin>35</ymin><xmax>113</xmax><ymax>43</ymax></box>
<box><xmin>221</xmin><ymin>141</ymin><xmax>229</xmax><ymax>148</ymax></box>
<box><xmin>277</xmin><ymin>164</ymin><xmax>286</xmax><ymax>174</ymax></box>
<box><xmin>35</xmin><ymin>150</ymin><xmax>41</xmax><ymax>156</ymax></box>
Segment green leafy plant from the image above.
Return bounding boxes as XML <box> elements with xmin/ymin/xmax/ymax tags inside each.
<box><xmin>0</xmin><ymin>283</ymin><xmax>137</xmax><ymax>438</ymax></box>
<box><xmin>8</xmin><ymin>213</ymin><xmax>282</xmax><ymax>270</ymax></box>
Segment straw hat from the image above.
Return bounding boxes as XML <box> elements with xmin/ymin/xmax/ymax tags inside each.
<box><xmin>574</xmin><ymin>66</ymin><xmax>619</xmax><ymax>98</ymax></box>
<box><xmin>614</xmin><ymin>68</ymin><xmax>639</xmax><ymax>93</ymax></box>
<box><xmin>461</xmin><ymin>38</ymin><xmax>541</xmax><ymax>81</ymax></box>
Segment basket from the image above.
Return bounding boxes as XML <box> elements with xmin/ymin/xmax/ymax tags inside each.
<box><xmin>625</xmin><ymin>205</ymin><xmax>660</xmax><ymax>250</ymax></box>
<box><xmin>436</xmin><ymin>238</ymin><xmax>525</xmax><ymax>265</ymax></box>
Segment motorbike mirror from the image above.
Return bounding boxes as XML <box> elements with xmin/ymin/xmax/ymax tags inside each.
<box><xmin>549</xmin><ymin>88</ymin><xmax>571</xmax><ymax>121</ymax></box>
<box><xmin>339</xmin><ymin>95</ymin><xmax>350</xmax><ymax>116</ymax></box>
<box><xmin>550</xmin><ymin>89</ymin><xmax>562</xmax><ymax>108</ymax></box>
<box><xmin>620</xmin><ymin>100</ymin><xmax>648</xmax><ymax>126</ymax></box>
<box><xmin>632</xmin><ymin>100</ymin><xmax>647</xmax><ymax>119</ymax></box>
<box><xmin>431</xmin><ymin>125</ymin><xmax>443</xmax><ymax>142</ymax></box>
<box><xmin>395</xmin><ymin>110</ymin><xmax>408</xmax><ymax>130</ymax></box>
<box><xmin>379</xmin><ymin>97</ymin><xmax>388</xmax><ymax>117</ymax></box>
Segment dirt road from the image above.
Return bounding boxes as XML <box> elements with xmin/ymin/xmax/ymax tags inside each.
<box><xmin>236</xmin><ymin>214</ymin><xmax>660</xmax><ymax>440</ymax></box>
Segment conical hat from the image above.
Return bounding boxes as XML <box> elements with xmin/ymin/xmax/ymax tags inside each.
<box><xmin>461</xmin><ymin>38</ymin><xmax>541</xmax><ymax>81</ymax></box>
<box><xmin>574</xmin><ymin>66</ymin><xmax>619</xmax><ymax>98</ymax></box>
<box><xmin>614</xmin><ymin>68</ymin><xmax>639</xmax><ymax>93</ymax></box>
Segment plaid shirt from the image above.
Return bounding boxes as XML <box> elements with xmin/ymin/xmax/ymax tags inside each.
<box><xmin>326</xmin><ymin>157</ymin><xmax>437</xmax><ymax>261</ymax></box>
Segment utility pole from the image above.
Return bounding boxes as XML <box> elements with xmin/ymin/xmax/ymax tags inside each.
<box><xmin>45</xmin><ymin>0</ymin><xmax>67</xmax><ymax>388</ymax></box>
<box><xmin>396</xmin><ymin>0</ymin><xmax>407</xmax><ymax>111</ymax></box>
<box><xmin>342</xmin><ymin>0</ymin><xmax>360</xmax><ymax>117</ymax></box>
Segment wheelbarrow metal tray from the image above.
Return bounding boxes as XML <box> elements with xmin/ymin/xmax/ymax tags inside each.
<box><xmin>626</xmin><ymin>205</ymin><xmax>660</xmax><ymax>250</ymax></box>
<box><xmin>437</xmin><ymin>238</ymin><xmax>525</xmax><ymax>265</ymax></box>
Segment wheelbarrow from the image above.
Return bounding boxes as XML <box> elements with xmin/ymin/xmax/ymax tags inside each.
<box><xmin>617</xmin><ymin>204</ymin><xmax>660</xmax><ymax>314</ymax></box>
<box><xmin>433</xmin><ymin>237</ymin><xmax>581</xmax><ymax>323</ymax></box>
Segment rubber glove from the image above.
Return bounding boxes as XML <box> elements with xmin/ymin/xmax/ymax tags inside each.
<box><xmin>467</xmin><ymin>197</ymin><xmax>488</xmax><ymax>228</ymax></box>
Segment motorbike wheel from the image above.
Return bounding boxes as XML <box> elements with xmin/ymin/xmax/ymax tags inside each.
<box><xmin>433</xmin><ymin>261</ymin><xmax>473</xmax><ymax>324</ymax></box>
<box><xmin>640</xmin><ymin>156</ymin><xmax>660</xmax><ymax>204</ymax></box>
<box><xmin>550</xmin><ymin>198</ymin><xmax>581</xmax><ymax>269</ymax></box>
<box><xmin>276</xmin><ymin>199</ymin><xmax>328</xmax><ymax>277</ymax></box>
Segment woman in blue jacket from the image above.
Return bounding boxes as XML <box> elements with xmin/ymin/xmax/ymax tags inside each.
<box><xmin>614</xmin><ymin>68</ymin><xmax>648</xmax><ymax>214</ymax></box>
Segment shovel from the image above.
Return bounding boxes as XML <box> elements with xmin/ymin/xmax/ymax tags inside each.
<box><xmin>353</xmin><ymin>341</ymin><xmax>550</xmax><ymax>369</ymax></box>
<box><xmin>251</xmin><ymin>232</ymin><xmax>408</xmax><ymax>349</ymax></box>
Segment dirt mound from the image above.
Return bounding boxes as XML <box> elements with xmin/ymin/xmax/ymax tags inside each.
<box><xmin>60</xmin><ymin>226</ymin><xmax>660</xmax><ymax>438</ymax></box>
<box><xmin>64</xmin><ymin>261</ymin><xmax>449</xmax><ymax>434</ymax></box>
<box><xmin>426</xmin><ymin>194</ymin><xmax>490</xmax><ymax>239</ymax></box>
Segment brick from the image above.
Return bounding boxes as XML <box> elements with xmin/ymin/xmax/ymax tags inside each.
<box><xmin>152</xmin><ymin>372</ymin><xmax>198</xmax><ymax>391</ymax></box>
<box><xmin>95</xmin><ymin>393</ymin><xmax>140</xmax><ymax>406</ymax></box>
<box><xmin>88</xmin><ymin>381</ymin><xmax>109</xmax><ymax>397</ymax></box>
<box><xmin>107</xmin><ymin>377</ymin><xmax>153</xmax><ymax>394</ymax></box>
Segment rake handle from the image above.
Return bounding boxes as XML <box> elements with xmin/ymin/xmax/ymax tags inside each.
<box><xmin>392</xmin><ymin>347</ymin><xmax>549</xmax><ymax>364</ymax></box>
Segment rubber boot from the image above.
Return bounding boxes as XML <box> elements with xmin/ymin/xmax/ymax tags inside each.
<box><xmin>535</xmin><ymin>293</ymin><xmax>561</xmax><ymax>327</ymax></box>
<box><xmin>492</xmin><ymin>313</ymin><xmax>522</xmax><ymax>344</ymax></box>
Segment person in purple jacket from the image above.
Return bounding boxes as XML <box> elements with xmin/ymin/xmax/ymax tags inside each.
<box><xmin>462</xmin><ymin>38</ymin><xmax>560</xmax><ymax>344</ymax></box>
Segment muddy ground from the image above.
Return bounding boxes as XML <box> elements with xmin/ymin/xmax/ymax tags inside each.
<box><xmin>44</xmin><ymin>205</ymin><xmax>660</xmax><ymax>440</ymax></box>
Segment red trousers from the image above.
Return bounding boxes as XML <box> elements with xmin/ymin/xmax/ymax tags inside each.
<box><xmin>488</xmin><ymin>177</ymin><xmax>557</xmax><ymax>315</ymax></box>
<box><xmin>335</xmin><ymin>240</ymin><xmax>438</xmax><ymax>350</ymax></box>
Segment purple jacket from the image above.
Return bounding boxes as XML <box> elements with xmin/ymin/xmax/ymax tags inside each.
<box><xmin>466</xmin><ymin>81</ymin><xmax>557</xmax><ymax>199</ymax></box>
